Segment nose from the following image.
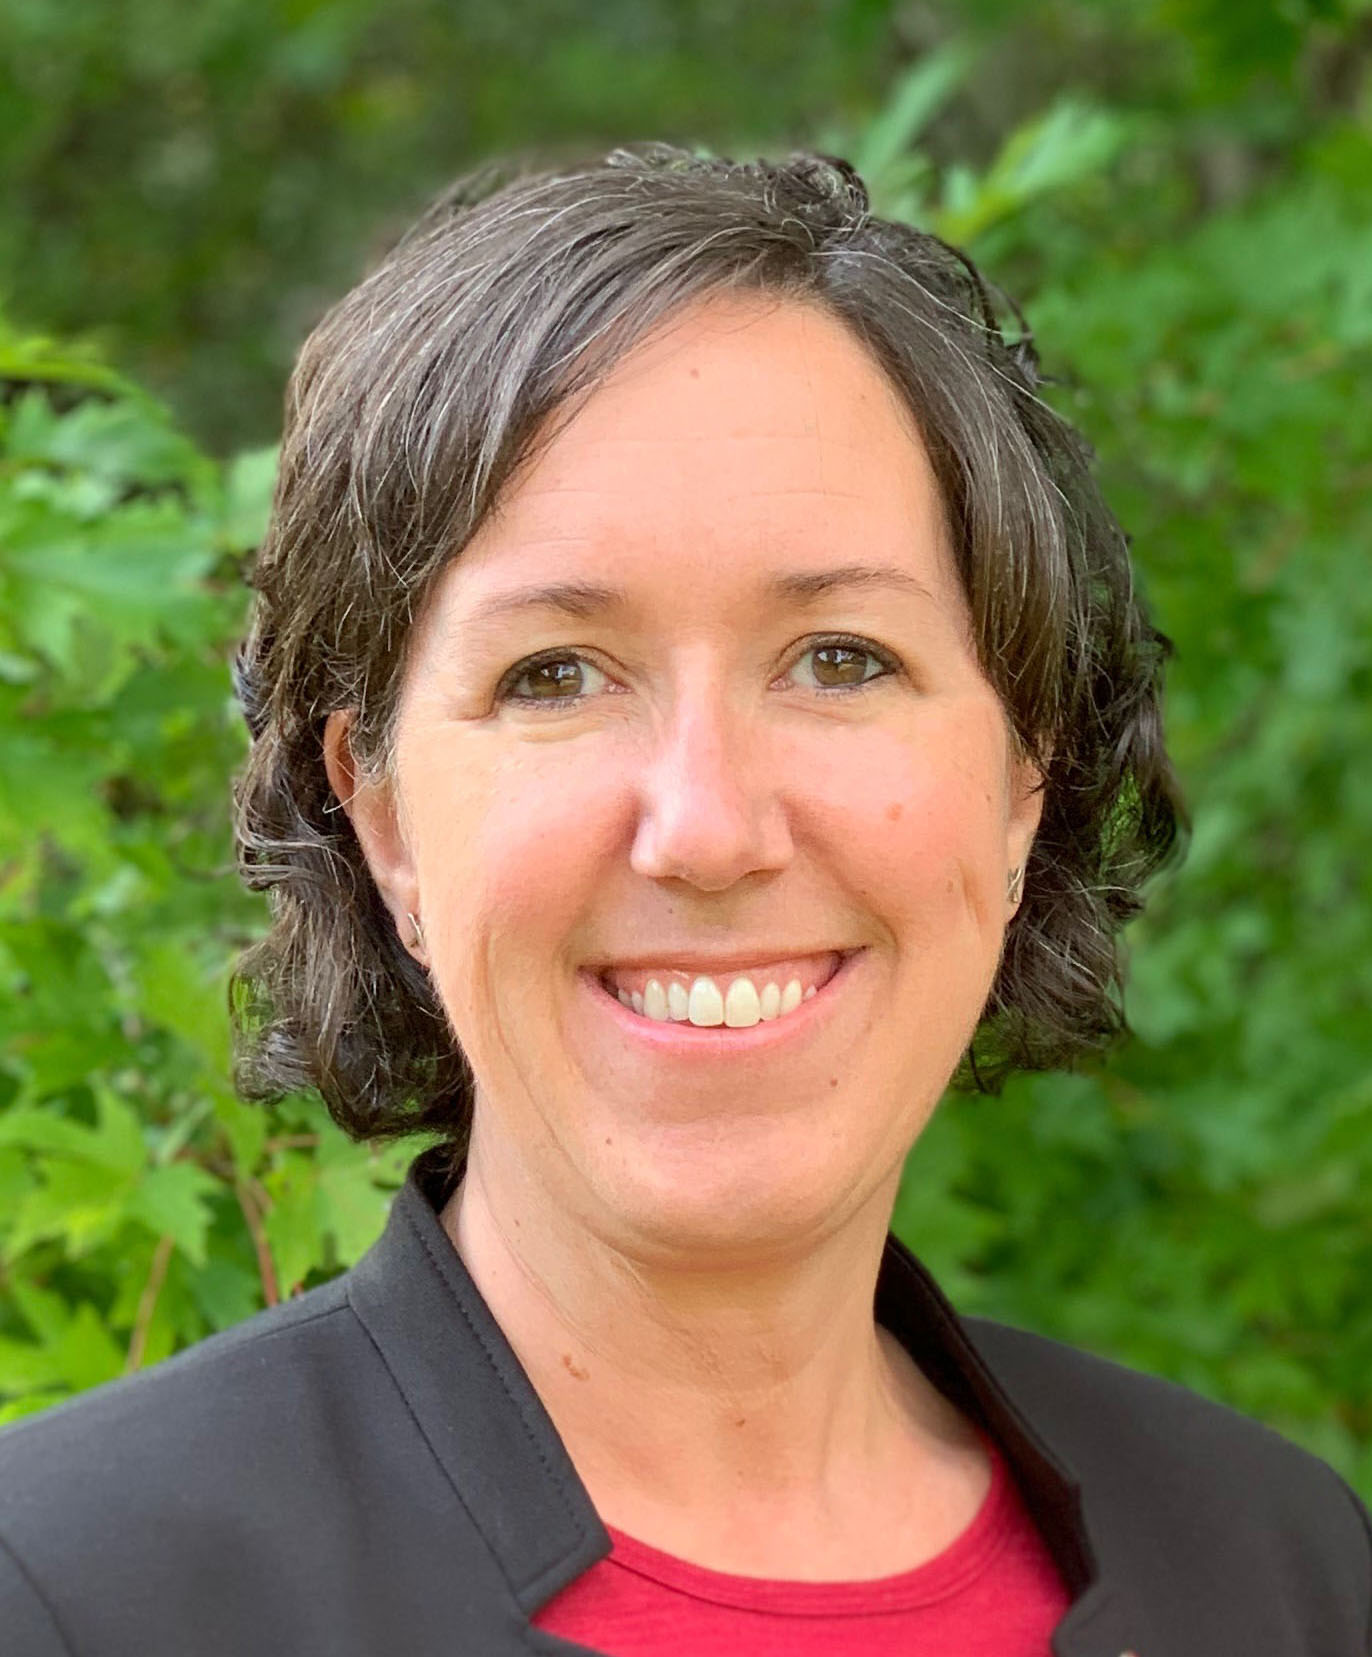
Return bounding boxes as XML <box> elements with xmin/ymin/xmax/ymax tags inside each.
<box><xmin>628</xmin><ymin>684</ymin><xmax>793</xmax><ymax>893</ymax></box>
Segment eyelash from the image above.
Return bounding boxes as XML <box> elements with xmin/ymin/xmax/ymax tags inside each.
<box><xmin>494</xmin><ymin>633</ymin><xmax>903</xmax><ymax>711</ymax></box>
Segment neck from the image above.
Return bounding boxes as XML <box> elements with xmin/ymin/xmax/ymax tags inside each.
<box><xmin>441</xmin><ymin>1133</ymin><xmax>986</xmax><ymax>1577</ymax></box>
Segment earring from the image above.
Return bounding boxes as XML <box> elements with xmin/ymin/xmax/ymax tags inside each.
<box><xmin>405</xmin><ymin>910</ymin><xmax>425</xmax><ymax>950</ymax></box>
<box><xmin>1006</xmin><ymin>865</ymin><xmax>1025</xmax><ymax>906</ymax></box>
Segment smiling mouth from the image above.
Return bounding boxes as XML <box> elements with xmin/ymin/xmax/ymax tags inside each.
<box><xmin>590</xmin><ymin>950</ymin><xmax>858</xmax><ymax>1033</ymax></box>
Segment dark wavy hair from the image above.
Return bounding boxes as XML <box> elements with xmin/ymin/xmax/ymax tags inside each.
<box><xmin>228</xmin><ymin>142</ymin><xmax>1186</xmax><ymax>1153</ymax></box>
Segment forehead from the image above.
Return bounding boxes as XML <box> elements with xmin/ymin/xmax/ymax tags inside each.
<box><xmin>426</xmin><ymin>292</ymin><xmax>959</xmax><ymax>624</ymax></box>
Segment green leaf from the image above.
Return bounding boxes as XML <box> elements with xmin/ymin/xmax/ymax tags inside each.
<box><xmin>7</xmin><ymin>1276</ymin><xmax>72</xmax><ymax>1345</ymax></box>
<box><xmin>315</xmin><ymin>1136</ymin><xmax>402</xmax><ymax>1268</ymax></box>
<box><xmin>212</xmin><ymin>1085</ymin><xmax>269</xmax><ymax>1175</ymax></box>
<box><xmin>10</xmin><ymin>396</ymin><xmax>207</xmax><ymax>492</ymax></box>
<box><xmin>0</xmin><ymin>1334</ymin><xmax>67</xmax><ymax>1397</ymax></box>
<box><xmin>0</xmin><ymin>1090</ymin><xmax>145</xmax><ymax>1178</ymax></box>
<box><xmin>4</xmin><ymin>1159</ymin><xmax>137</xmax><ymax>1261</ymax></box>
<box><xmin>186</xmin><ymin>1255</ymin><xmax>264</xmax><ymax>1333</ymax></box>
<box><xmin>261</xmin><ymin>1155</ymin><xmax>323</xmax><ymax>1296</ymax></box>
<box><xmin>48</xmin><ymin>1302</ymin><xmax>127</xmax><ymax>1392</ymax></box>
<box><xmin>126</xmin><ymin>1161</ymin><xmax>221</xmax><ymax>1267</ymax></box>
<box><xmin>221</xmin><ymin>445</ymin><xmax>279</xmax><ymax>552</ymax></box>
<box><xmin>133</xmin><ymin>938</ymin><xmax>233</xmax><ymax>1077</ymax></box>
<box><xmin>853</xmin><ymin>42</ymin><xmax>977</xmax><ymax>183</ymax></box>
<box><xmin>934</xmin><ymin>100</ymin><xmax>1128</xmax><ymax>245</ymax></box>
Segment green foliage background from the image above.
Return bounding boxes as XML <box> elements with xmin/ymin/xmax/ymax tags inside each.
<box><xmin>2</xmin><ymin>1</ymin><xmax>1369</xmax><ymax>1498</ymax></box>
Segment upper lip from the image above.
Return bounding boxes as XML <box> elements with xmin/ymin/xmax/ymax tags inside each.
<box><xmin>588</xmin><ymin>947</ymin><xmax>859</xmax><ymax>974</ymax></box>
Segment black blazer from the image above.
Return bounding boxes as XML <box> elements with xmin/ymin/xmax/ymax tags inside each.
<box><xmin>1</xmin><ymin>1145</ymin><xmax>1368</xmax><ymax>1656</ymax></box>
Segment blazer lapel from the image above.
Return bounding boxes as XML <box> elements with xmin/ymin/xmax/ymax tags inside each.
<box><xmin>350</xmin><ymin>1151</ymin><xmax>1139</xmax><ymax>1653</ymax></box>
<box><xmin>346</xmin><ymin>1148</ymin><xmax>611</xmax><ymax>1627</ymax></box>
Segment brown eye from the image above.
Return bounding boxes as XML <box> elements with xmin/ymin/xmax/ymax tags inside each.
<box><xmin>498</xmin><ymin>652</ymin><xmax>610</xmax><ymax>707</ymax></box>
<box><xmin>790</xmin><ymin>637</ymin><xmax>897</xmax><ymax>694</ymax></box>
<box><xmin>518</xmin><ymin>659</ymin><xmax>581</xmax><ymax>698</ymax></box>
<box><xmin>811</xmin><ymin>645</ymin><xmax>871</xmax><ymax>687</ymax></box>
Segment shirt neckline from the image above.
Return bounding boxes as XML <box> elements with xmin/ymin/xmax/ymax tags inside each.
<box><xmin>597</xmin><ymin>1428</ymin><xmax>1013</xmax><ymax>1617</ymax></box>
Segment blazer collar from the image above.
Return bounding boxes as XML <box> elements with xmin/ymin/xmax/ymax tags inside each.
<box><xmin>347</xmin><ymin>1146</ymin><xmax>1128</xmax><ymax>1655</ymax></box>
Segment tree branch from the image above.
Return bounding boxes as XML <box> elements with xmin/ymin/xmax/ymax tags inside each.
<box><xmin>125</xmin><ymin>1233</ymin><xmax>175</xmax><ymax>1373</ymax></box>
<box><xmin>234</xmin><ymin>1177</ymin><xmax>280</xmax><ymax>1307</ymax></box>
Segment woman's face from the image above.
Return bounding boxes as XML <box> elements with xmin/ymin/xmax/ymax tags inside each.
<box><xmin>327</xmin><ymin>293</ymin><xmax>1044</xmax><ymax>1262</ymax></box>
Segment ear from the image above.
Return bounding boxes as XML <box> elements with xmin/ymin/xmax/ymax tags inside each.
<box><xmin>322</xmin><ymin>710</ymin><xmax>425</xmax><ymax>960</ymax></box>
<box><xmin>1004</xmin><ymin>750</ymin><xmax>1048</xmax><ymax>916</ymax></box>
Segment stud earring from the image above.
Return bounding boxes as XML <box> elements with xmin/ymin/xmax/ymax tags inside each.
<box><xmin>1006</xmin><ymin>865</ymin><xmax>1026</xmax><ymax>906</ymax></box>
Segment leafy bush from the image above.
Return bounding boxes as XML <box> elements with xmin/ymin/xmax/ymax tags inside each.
<box><xmin>0</xmin><ymin>326</ymin><xmax>414</xmax><ymax>1423</ymax></box>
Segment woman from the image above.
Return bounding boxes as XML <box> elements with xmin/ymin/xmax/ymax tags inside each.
<box><xmin>0</xmin><ymin>147</ymin><xmax>1368</xmax><ymax>1656</ymax></box>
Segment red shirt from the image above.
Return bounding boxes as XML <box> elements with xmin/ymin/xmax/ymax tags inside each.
<box><xmin>534</xmin><ymin>1432</ymin><xmax>1071</xmax><ymax>1655</ymax></box>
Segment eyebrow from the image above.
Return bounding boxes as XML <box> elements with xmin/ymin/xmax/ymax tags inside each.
<box><xmin>461</xmin><ymin>563</ymin><xmax>936</xmax><ymax>627</ymax></box>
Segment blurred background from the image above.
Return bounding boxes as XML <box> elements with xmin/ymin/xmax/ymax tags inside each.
<box><xmin>1</xmin><ymin>0</ymin><xmax>1369</xmax><ymax>1500</ymax></box>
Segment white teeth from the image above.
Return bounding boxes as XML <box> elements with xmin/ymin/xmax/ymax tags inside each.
<box><xmin>686</xmin><ymin>976</ymin><xmax>725</xmax><ymax>1026</ymax></box>
<box><xmin>724</xmin><ymin>978</ymin><xmax>761</xmax><ymax>1028</ymax></box>
<box><xmin>606</xmin><ymin>967</ymin><xmax>835</xmax><ymax>1028</ymax></box>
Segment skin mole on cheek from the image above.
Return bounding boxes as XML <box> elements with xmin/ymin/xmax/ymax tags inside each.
<box><xmin>829</xmin><ymin>1076</ymin><xmax>839</xmax><ymax>1088</ymax></box>
<box><xmin>886</xmin><ymin>801</ymin><xmax>903</xmax><ymax>822</ymax></box>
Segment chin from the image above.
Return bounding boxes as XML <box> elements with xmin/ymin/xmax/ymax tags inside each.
<box><xmin>583</xmin><ymin>1122</ymin><xmax>881</xmax><ymax>1267</ymax></box>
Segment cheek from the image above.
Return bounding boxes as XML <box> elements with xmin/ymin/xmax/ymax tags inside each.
<box><xmin>811</xmin><ymin>714</ymin><xmax>1008</xmax><ymax>941</ymax></box>
<box><xmin>408</xmin><ymin>743</ymin><xmax>621</xmax><ymax>973</ymax></box>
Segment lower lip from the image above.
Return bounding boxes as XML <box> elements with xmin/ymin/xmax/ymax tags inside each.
<box><xmin>577</xmin><ymin>951</ymin><xmax>865</xmax><ymax>1061</ymax></box>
